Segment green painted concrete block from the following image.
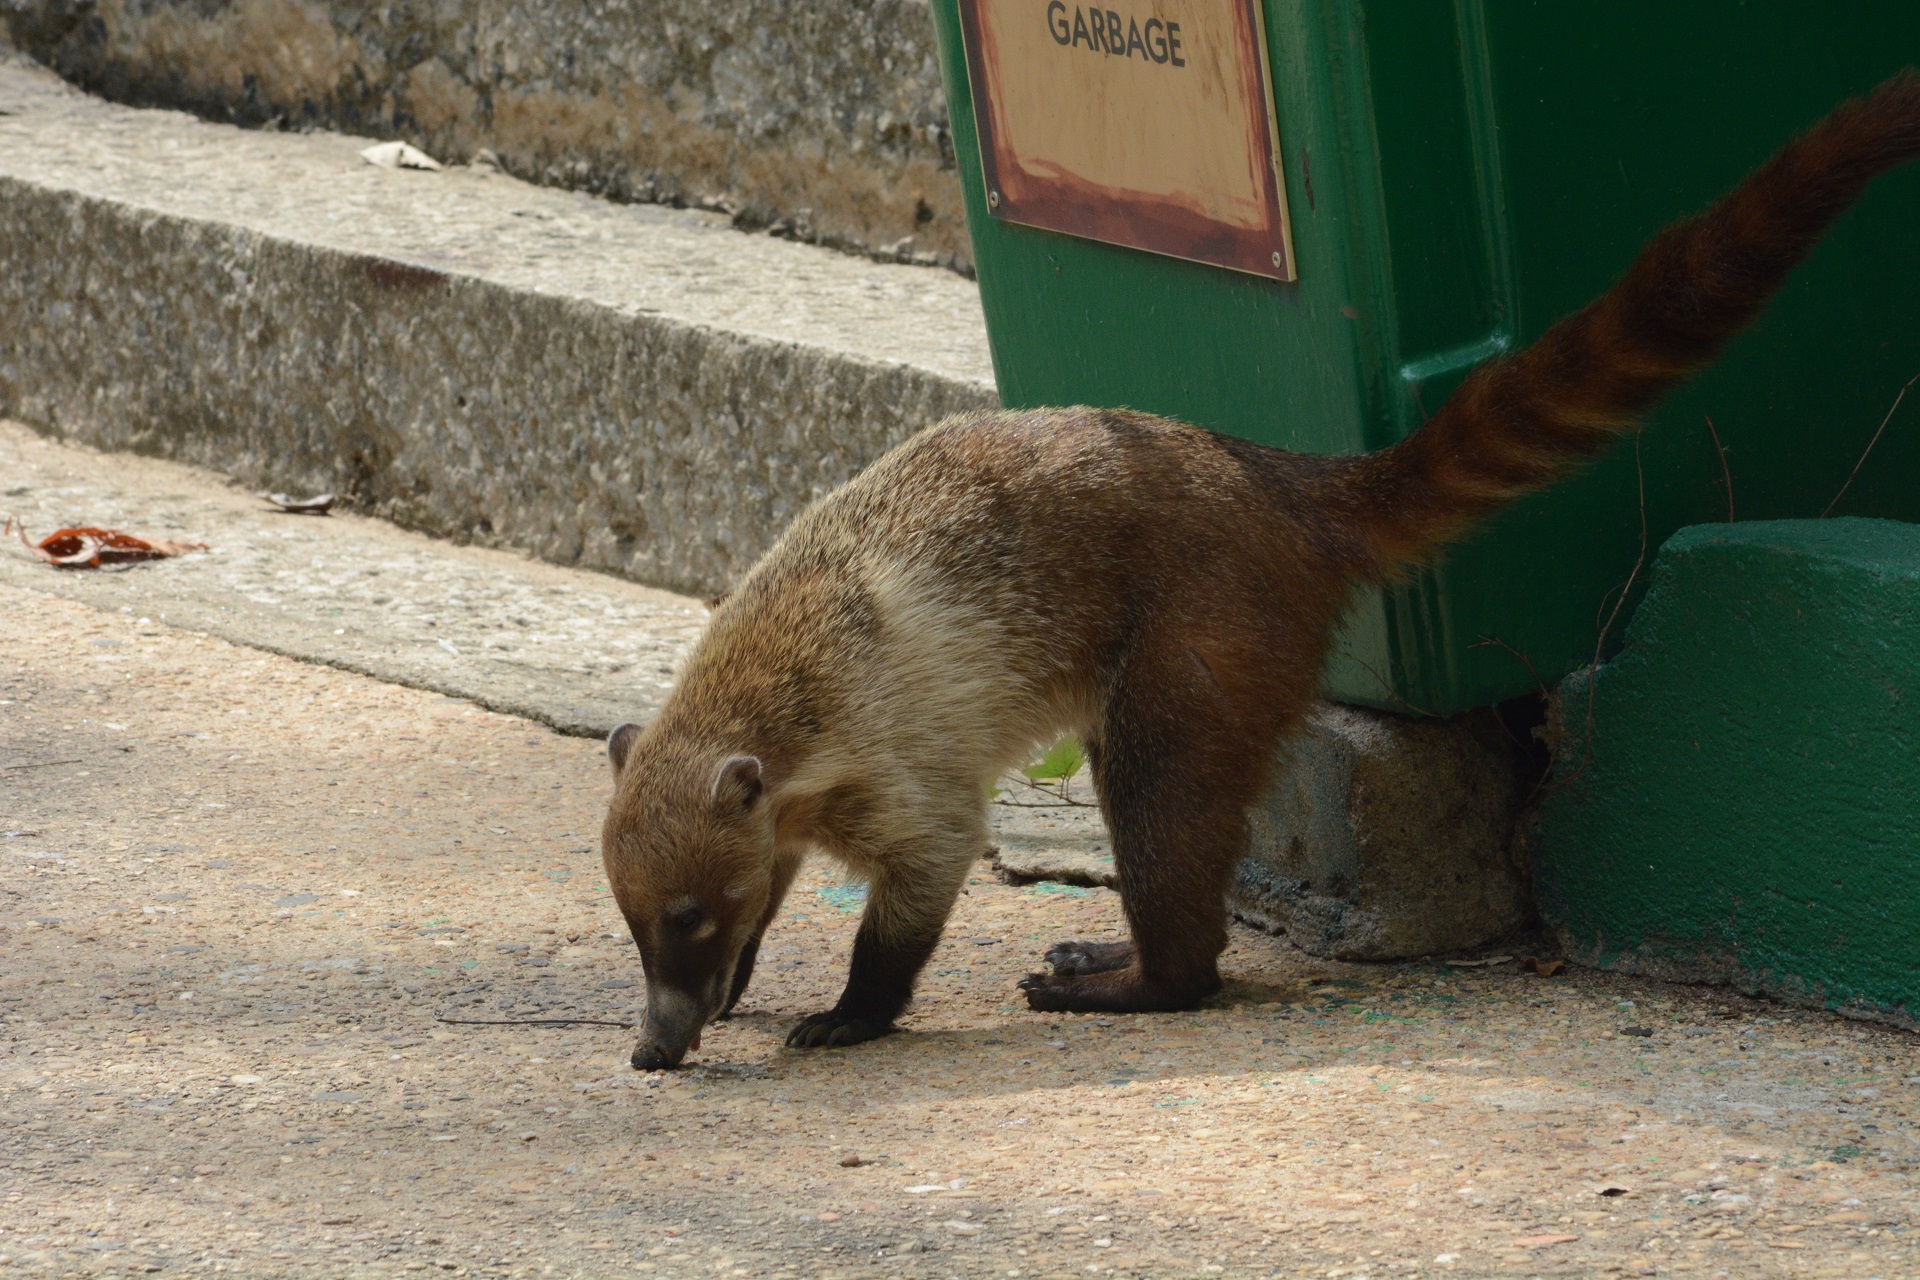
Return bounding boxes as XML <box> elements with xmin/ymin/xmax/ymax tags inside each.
<box><xmin>1536</xmin><ymin>518</ymin><xmax>1920</xmax><ymax>1023</ymax></box>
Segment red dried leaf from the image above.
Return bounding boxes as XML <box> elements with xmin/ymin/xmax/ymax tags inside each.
<box><xmin>11</xmin><ymin>520</ymin><xmax>207</xmax><ymax>570</ymax></box>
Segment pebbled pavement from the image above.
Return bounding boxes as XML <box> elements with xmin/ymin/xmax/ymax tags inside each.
<box><xmin>6</xmin><ymin>583</ymin><xmax>1919</xmax><ymax>1279</ymax></box>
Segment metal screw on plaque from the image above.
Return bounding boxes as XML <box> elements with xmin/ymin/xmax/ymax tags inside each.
<box><xmin>988</xmin><ymin>189</ymin><xmax>1001</xmax><ymax>209</ymax></box>
<box><xmin>1272</xmin><ymin>251</ymin><xmax>1284</xmax><ymax>268</ymax></box>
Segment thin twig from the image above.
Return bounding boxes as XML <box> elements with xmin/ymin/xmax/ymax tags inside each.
<box><xmin>1471</xmin><ymin>637</ymin><xmax>1564</xmax><ymax>803</ymax></box>
<box><xmin>1345</xmin><ymin>656</ymin><xmax>1440</xmax><ymax>720</ymax></box>
<box><xmin>1823</xmin><ymin>372</ymin><xmax>1919</xmax><ymax>518</ymax></box>
<box><xmin>433</xmin><ymin>1012</ymin><xmax>635</xmax><ymax>1029</ymax></box>
<box><xmin>1470</xmin><ymin>637</ymin><xmax>1549</xmax><ymax>702</ymax></box>
<box><xmin>995</xmin><ymin>771</ymin><xmax>1095</xmax><ymax>808</ymax></box>
<box><xmin>2</xmin><ymin>758</ymin><xmax>83</xmax><ymax>771</ymax></box>
<box><xmin>1702</xmin><ymin>415</ymin><xmax>1735</xmax><ymax>522</ymax></box>
<box><xmin>1561</xmin><ymin>434</ymin><xmax>1650</xmax><ymax>793</ymax></box>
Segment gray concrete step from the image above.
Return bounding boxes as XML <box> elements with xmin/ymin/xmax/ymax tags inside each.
<box><xmin>2</xmin><ymin>0</ymin><xmax>967</xmax><ymax>271</ymax></box>
<box><xmin>0</xmin><ymin>54</ymin><xmax>996</xmax><ymax>600</ymax></box>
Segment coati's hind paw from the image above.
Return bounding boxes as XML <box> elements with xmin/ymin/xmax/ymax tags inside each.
<box><xmin>1018</xmin><ymin>967</ymin><xmax>1219</xmax><ymax>1014</ymax></box>
<box><xmin>1044</xmin><ymin>939</ymin><xmax>1135</xmax><ymax>975</ymax></box>
<box><xmin>785</xmin><ymin>1010</ymin><xmax>894</xmax><ymax>1050</ymax></box>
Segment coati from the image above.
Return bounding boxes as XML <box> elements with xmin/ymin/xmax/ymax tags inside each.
<box><xmin>602</xmin><ymin>73</ymin><xmax>1920</xmax><ymax>1071</ymax></box>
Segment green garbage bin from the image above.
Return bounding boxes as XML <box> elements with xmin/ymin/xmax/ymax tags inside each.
<box><xmin>930</xmin><ymin>0</ymin><xmax>1920</xmax><ymax>716</ymax></box>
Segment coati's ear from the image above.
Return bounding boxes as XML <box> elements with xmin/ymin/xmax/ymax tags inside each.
<box><xmin>710</xmin><ymin>755</ymin><xmax>763</xmax><ymax>811</ymax></box>
<box><xmin>607</xmin><ymin>722</ymin><xmax>642</xmax><ymax>774</ymax></box>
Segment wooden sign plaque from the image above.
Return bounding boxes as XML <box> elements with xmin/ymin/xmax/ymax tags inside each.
<box><xmin>957</xmin><ymin>0</ymin><xmax>1297</xmax><ymax>281</ymax></box>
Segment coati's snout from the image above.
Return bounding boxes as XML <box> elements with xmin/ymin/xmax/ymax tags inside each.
<box><xmin>631</xmin><ymin>972</ymin><xmax>723</xmax><ymax>1071</ymax></box>
<box><xmin>627</xmin><ymin>897</ymin><xmax>745</xmax><ymax>1070</ymax></box>
<box><xmin>602</xmin><ymin>722</ymin><xmax>776</xmax><ymax>1071</ymax></box>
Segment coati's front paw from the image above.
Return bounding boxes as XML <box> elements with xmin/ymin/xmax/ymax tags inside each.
<box><xmin>1044</xmin><ymin>939</ymin><xmax>1135</xmax><ymax>975</ymax></box>
<box><xmin>785</xmin><ymin>1009</ymin><xmax>894</xmax><ymax>1049</ymax></box>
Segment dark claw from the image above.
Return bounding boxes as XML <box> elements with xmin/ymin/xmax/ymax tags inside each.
<box><xmin>785</xmin><ymin>1010</ymin><xmax>892</xmax><ymax>1050</ymax></box>
<box><xmin>1020</xmin><ymin>972</ymin><xmax>1078</xmax><ymax>1012</ymax></box>
<box><xmin>1044</xmin><ymin>939</ymin><xmax>1135</xmax><ymax>976</ymax></box>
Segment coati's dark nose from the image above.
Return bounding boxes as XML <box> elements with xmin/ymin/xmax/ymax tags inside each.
<box><xmin>631</xmin><ymin>1040</ymin><xmax>681</xmax><ymax>1071</ymax></box>
<box><xmin>631</xmin><ymin>1024</ymin><xmax>702</xmax><ymax>1071</ymax></box>
<box><xmin>634</xmin><ymin>985</ymin><xmax>708</xmax><ymax>1069</ymax></box>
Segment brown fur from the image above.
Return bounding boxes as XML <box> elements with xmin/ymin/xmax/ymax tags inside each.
<box><xmin>603</xmin><ymin>73</ymin><xmax>1920</xmax><ymax>1069</ymax></box>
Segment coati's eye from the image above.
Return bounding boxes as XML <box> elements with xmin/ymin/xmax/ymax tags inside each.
<box><xmin>671</xmin><ymin>905</ymin><xmax>705</xmax><ymax>934</ymax></box>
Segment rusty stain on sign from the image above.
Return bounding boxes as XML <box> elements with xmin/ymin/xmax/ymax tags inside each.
<box><xmin>958</xmin><ymin>0</ymin><xmax>1296</xmax><ymax>280</ymax></box>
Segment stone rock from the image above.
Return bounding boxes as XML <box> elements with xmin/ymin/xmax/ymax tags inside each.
<box><xmin>1230</xmin><ymin>702</ymin><xmax>1533</xmax><ymax>961</ymax></box>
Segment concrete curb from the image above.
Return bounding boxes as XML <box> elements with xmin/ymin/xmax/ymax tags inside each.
<box><xmin>0</xmin><ymin>57</ymin><xmax>997</xmax><ymax>600</ymax></box>
<box><xmin>0</xmin><ymin>419</ymin><xmax>714</xmax><ymax>738</ymax></box>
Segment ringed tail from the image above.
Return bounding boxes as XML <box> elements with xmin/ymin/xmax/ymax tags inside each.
<box><xmin>1345</xmin><ymin>69</ymin><xmax>1920</xmax><ymax>572</ymax></box>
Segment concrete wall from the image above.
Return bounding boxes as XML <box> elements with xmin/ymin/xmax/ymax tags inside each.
<box><xmin>1</xmin><ymin>0</ymin><xmax>971</xmax><ymax>271</ymax></box>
